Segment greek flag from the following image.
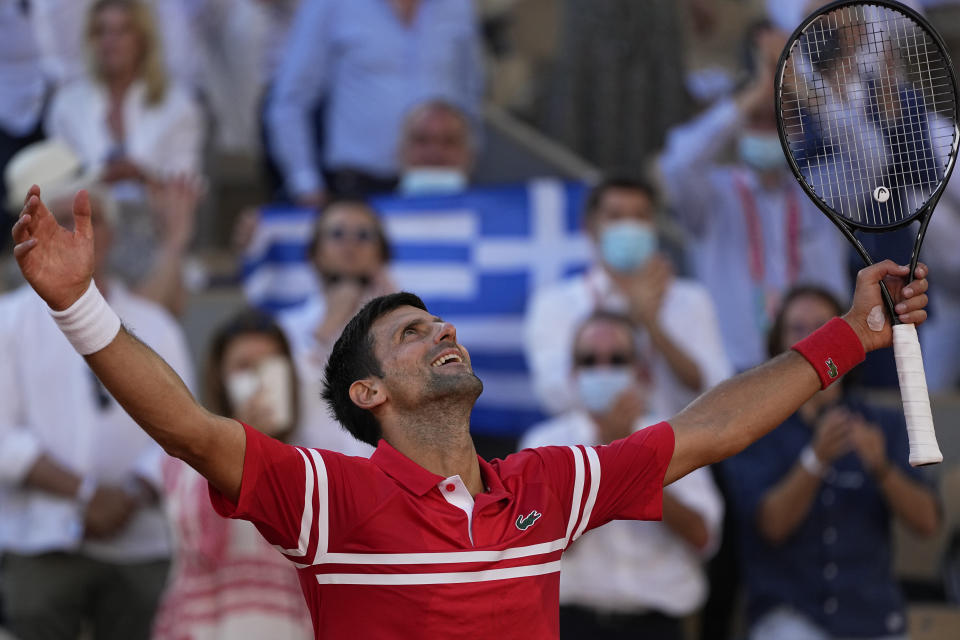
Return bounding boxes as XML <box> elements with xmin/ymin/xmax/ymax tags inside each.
<box><xmin>242</xmin><ymin>179</ymin><xmax>592</xmax><ymax>435</ymax></box>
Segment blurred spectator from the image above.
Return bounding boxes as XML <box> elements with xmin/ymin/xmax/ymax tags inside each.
<box><xmin>656</xmin><ymin>20</ymin><xmax>850</xmax><ymax>373</ymax></box>
<box><xmin>520</xmin><ymin>311</ymin><xmax>723</xmax><ymax>640</ymax></box>
<box><xmin>396</xmin><ymin>99</ymin><xmax>475</xmax><ymax>196</ymax></box>
<box><xmin>5</xmin><ymin>141</ymin><xmax>199</xmax><ymax>316</ymax></box>
<box><xmin>545</xmin><ymin>0</ymin><xmax>691</xmax><ymax>170</ymax></box>
<box><xmin>524</xmin><ymin>177</ymin><xmax>731</xmax><ymax>420</ymax></box>
<box><xmin>0</xmin><ymin>186</ymin><xmax>194</xmax><ymax>640</ymax></box>
<box><xmin>277</xmin><ymin>199</ymin><xmax>391</xmax><ymax>454</ymax></box>
<box><xmin>264</xmin><ymin>0</ymin><xmax>483</xmax><ymax>205</ymax></box>
<box><xmin>722</xmin><ymin>286</ymin><xmax>940</xmax><ymax>640</ymax></box>
<box><xmin>234</xmin><ymin>98</ymin><xmax>476</xmax><ymax>262</ymax></box>
<box><xmin>153</xmin><ymin>309</ymin><xmax>313</xmax><ymax>640</ymax></box>
<box><xmin>766</xmin><ymin>0</ymin><xmax>926</xmax><ymax>32</ymax></box>
<box><xmin>919</xmin><ymin>175</ymin><xmax>960</xmax><ymax>391</ymax></box>
<box><xmin>0</xmin><ymin>0</ymin><xmax>46</xmax><ymax>239</ymax></box>
<box><xmin>115</xmin><ymin>176</ymin><xmax>201</xmax><ymax>317</ymax></box>
<box><xmin>45</xmin><ymin>0</ymin><xmax>203</xmax><ymax>201</ymax></box>
<box><xmin>25</xmin><ymin>0</ymin><xmax>198</xmax><ymax>91</ymax></box>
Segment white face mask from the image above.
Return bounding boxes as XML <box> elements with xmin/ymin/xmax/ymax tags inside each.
<box><xmin>398</xmin><ymin>167</ymin><xmax>468</xmax><ymax>196</ymax></box>
<box><xmin>738</xmin><ymin>132</ymin><xmax>786</xmax><ymax>172</ymax></box>
<box><xmin>575</xmin><ymin>367</ymin><xmax>635</xmax><ymax>414</ymax></box>
<box><xmin>225</xmin><ymin>356</ymin><xmax>294</xmax><ymax>436</ymax></box>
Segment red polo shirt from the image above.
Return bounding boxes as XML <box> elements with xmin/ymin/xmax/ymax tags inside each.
<box><xmin>210</xmin><ymin>421</ymin><xmax>675</xmax><ymax>639</ymax></box>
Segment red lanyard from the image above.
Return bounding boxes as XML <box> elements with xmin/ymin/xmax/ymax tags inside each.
<box><xmin>733</xmin><ymin>172</ymin><xmax>801</xmax><ymax>286</ymax></box>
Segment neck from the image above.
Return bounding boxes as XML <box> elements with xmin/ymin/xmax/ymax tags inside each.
<box><xmin>105</xmin><ymin>72</ymin><xmax>136</xmax><ymax>98</ymax></box>
<box><xmin>390</xmin><ymin>0</ymin><xmax>420</xmax><ymax>24</ymax></box>
<box><xmin>385</xmin><ymin>402</ymin><xmax>483</xmax><ymax>495</ymax></box>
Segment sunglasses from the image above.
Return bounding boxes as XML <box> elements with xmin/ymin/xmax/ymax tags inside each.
<box><xmin>573</xmin><ymin>352</ymin><xmax>633</xmax><ymax>367</ymax></box>
<box><xmin>321</xmin><ymin>226</ymin><xmax>379</xmax><ymax>244</ymax></box>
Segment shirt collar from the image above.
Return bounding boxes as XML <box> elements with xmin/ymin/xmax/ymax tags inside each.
<box><xmin>371</xmin><ymin>439</ymin><xmax>446</xmax><ymax>496</ymax></box>
<box><xmin>371</xmin><ymin>439</ymin><xmax>510</xmax><ymax>501</ymax></box>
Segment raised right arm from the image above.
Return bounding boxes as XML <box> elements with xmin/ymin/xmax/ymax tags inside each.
<box><xmin>11</xmin><ymin>186</ymin><xmax>244</xmax><ymax>501</ymax></box>
<box><xmin>85</xmin><ymin>329</ymin><xmax>245</xmax><ymax>500</ymax></box>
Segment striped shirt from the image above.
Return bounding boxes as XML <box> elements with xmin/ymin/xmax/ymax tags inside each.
<box><xmin>209</xmin><ymin>421</ymin><xmax>675</xmax><ymax>639</ymax></box>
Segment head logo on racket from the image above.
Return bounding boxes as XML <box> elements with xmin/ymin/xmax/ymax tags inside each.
<box><xmin>873</xmin><ymin>186</ymin><xmax>891</xmax><ymax>204</ymax></box>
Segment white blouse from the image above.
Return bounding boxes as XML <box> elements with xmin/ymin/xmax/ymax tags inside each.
<box><xmin>46</xmin><ymin>77</ymin><xmax>203</xmax><ymax>180</ymax></box>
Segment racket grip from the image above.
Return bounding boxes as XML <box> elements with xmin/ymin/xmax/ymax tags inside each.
<box><xmin>892</xmin><ymin>324</ymin><xmax>942</xmax><ymax>466</ymax></box>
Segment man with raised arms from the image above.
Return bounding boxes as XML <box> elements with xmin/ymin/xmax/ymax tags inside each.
<box><xmin>11</xmin><ymin>186</ymin><xmax>931</xmax><ymax>639</ymax></box>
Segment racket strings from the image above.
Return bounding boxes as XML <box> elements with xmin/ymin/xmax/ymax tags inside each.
<box><xmin>779</xmin><ymin>3</ymin><xmax>957</xmax><ymax>228</ymax></box>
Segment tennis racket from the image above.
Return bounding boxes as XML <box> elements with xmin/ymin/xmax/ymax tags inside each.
<box><xmin>775</xmin><ymin>0</ymin><xmax>959</xmax><ymax>466</ymax></box>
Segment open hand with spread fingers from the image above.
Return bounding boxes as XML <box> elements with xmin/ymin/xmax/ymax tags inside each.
<box><xmin>11</xmin><ymin>185</ymin><xmax>95</xmax><ymax>311</ymax></box>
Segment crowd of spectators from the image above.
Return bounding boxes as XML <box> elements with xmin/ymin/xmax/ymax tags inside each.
<box><xmin>1</xmin><ymin>1</ymin><xmax>959</xmax><ymax>639</ymax></box>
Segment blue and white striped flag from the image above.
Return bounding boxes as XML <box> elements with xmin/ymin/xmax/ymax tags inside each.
<box><xmin>242</xmin><ymin>179</ymin><xmax>592</xmax><ymax>435</ymax></box>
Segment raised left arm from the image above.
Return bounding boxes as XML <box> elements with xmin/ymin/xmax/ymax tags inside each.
<box><xmin>664</xmin><ymin>260</ymin><xmax>929</xmax><ymax>485</ymax></box>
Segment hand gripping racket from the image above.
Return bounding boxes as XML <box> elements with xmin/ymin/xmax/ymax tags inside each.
<box><xmin>775</xmin><ymin>0</ymin><xmax>959</xmax><ymax>465</ymax></box>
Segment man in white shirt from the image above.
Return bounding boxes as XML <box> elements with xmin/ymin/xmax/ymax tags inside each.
<box><xmin>0</xmin><ymin>186</ymin><xmax>194</xmax><ymax>640</ymax></box>
<box><xmin>524</xmin><ymin>177</ymin><xmax>732</xmax><ymax>419</ymax></box>
<box><xmin>656</xmin><ymin>21</ymin><xmax>850</xmax><ymax>373</ymax></box>
<box><xmin>520</xmin><ymin>311</ymin><xmax>723</xmax><ymax>639</ymax></box>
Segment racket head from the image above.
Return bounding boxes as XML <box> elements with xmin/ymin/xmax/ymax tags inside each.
<box><xmin>776</xmin><ymin>0</ymin><xmax>960</xmax><ymax>232</ymax></box>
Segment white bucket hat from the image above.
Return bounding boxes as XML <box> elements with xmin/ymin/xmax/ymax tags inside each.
<box><xmin>3</xmin><ymin>140</ymin><xmax>116</xmax><ymax>224</ymax></box>
<box><xmin>4</xmin><ymin>140</ymin><xmax>94</xmax><ymax>211</ymax></box>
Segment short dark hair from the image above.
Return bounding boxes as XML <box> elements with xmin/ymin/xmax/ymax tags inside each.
<box><xmin>322</xmin><ymin>292</ymin><xmax>428</xmax><ymax>446</ymax></box>
<box><xmin>583</xmin><ymin>176</ymin><xmax>659</xmax><ymax>228</ymax></box>
<box><xmin>767</xmin><ymin>285</ymin><xmax>845</xmax><ymax>357</ymax></box>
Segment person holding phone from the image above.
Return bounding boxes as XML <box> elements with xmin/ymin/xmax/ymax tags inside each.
<box><xmin>152</xmin><ymin>309</ymin><xmax>312</xmax><ymax>640</ymax></box>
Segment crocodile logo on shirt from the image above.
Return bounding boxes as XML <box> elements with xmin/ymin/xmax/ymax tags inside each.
<box><xmin>515</xmin><ymin>510</ymin><xmax>542</xmax><ymax>531</ymax></box>
<box><xmin>825</xmin><ymin>357</ymin><xmax>839</xmax><ymax>379</ymax></box>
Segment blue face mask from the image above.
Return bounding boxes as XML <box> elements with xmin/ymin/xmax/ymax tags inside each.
<box><xmin>398</xmin><ymin>168</ymin><xmax>468</xmax><ymax>196</ymax></box>
<box><xmin>738</xmin><ymin>132</ymin><xmax>786</xmax><ymax>172</ymax></box>
<box><xmin>599</xmin><ymin>221</ymin><xmax>657</xmax><ymax>273</ymax></box>
<box><xmin>575</xmin><ymin>367</ymin><xmax>635</xmax><ymax>414</ymax></box>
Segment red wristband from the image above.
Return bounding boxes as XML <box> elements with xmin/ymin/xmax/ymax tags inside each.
<box><xmin>791</xmin><ymin>317</ymin><xmax>865</xmax><ymax>389</ymax></box>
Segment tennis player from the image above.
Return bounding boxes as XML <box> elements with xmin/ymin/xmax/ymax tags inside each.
<box><xmin>11</xmin><ymin>186</ymin><xmax>931</xmax><ymax>639</ymax></box>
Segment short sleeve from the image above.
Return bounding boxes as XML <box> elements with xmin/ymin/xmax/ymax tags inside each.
<box><xmin>580</xmin><ymin>422</ymin><xmax>675</xmax><ymax>534</ymax></box>
<box><xmin>209</xmin><ymin>423</ymin><xmax>326</xmax><ymax>562</ymax></box>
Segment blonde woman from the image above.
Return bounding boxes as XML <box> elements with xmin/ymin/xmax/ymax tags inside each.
<box><xmin>45</xmin><ymin>0</ymin><xmax>203</xmax><ymax>194</ymax></box>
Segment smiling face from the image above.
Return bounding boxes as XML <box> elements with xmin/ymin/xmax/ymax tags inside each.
<box><xmin>361</xmin><ymin>305</ymin><xmax>483</xmax><ymax>414</ymax></box>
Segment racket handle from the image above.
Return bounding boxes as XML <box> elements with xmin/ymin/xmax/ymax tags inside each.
<box><xmin>892</xmin><ymin>324</ymin><xmax>942</xmax><ymax>466</ymax></box>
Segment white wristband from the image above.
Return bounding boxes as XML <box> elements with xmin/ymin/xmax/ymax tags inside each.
<box><xmin>48</xmin><ymin>282</ymin><xmax>122</xmax><ymax>355</ymax></box>
<box><xmin>800</xmin><ymin>445</ymin><xmax>826</xmax><ymax>477</ymax></box>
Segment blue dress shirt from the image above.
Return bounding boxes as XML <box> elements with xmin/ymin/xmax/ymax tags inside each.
<box><xmin>266</xmin><ymin>0</ymin><xmax>483</xmax><ymax>197</ymax></box>
<box><xmin>722</xmin><ymin>397</ymin><xmax>932</xmax><ymax>638</ymax></box>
